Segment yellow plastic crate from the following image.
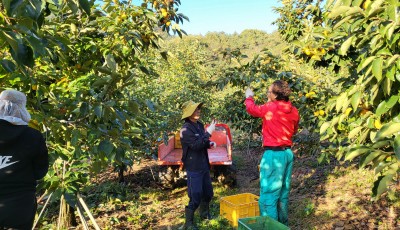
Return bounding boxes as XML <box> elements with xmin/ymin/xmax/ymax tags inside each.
<box><xmin>220</xmin><ymin>193</ymin><xmax>260</xmax><ymax>227</ymax></box>
<box><xmin>174</xmin><ymin>132</ymin><xmax>182</xmax><ymax>149</ymax></box>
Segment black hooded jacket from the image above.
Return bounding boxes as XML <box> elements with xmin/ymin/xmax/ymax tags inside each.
<box><xmin>0</xmin><ymin>119</ymin><xmax>48</xmax><ymax>196</ymax></box>
<box><xmin>180</xmin><ymin>120</ymin><xmax>211</xmax><ymax>172</ymax></box>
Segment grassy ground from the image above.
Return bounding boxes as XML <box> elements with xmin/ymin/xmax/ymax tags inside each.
<box><xmin>36</xmin><ymin>148</ymin><xmax>400</xmax><ymax>229</ymax></box>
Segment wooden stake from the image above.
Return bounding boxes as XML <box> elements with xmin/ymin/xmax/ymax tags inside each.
<box><xmin>77</xmin><ymin>193</ymin><xmax>101</xmax><ymax>230</ymax></box>
<box><xmin>32</xmin><ymin>192</ymin><xmax>53</xmax><ymax>230</ymax></box>
<box><xmin>76</xmin><ymin>201</ymin><xmax>90</xmax><ymax>230</ymax></box>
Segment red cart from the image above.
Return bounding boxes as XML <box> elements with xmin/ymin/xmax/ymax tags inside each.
<box><xmin>157</xmin><ymin>123</ymin><xmax>236</xmax><ymax>188</ymax></box>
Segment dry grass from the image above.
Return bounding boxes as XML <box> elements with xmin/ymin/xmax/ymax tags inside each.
<box><xmin>36</xmin><ymin>149</ymin><xmax>399</xmax><ymax>229</ymax></box>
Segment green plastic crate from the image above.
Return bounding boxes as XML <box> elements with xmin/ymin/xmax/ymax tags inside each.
<box><xmin>238</xmin><ymin>216</ymin><xmax>290</xmax><ymax>230</ymax></box>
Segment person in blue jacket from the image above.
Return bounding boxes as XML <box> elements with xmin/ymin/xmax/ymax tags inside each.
<box><xmin>0</xmin><ymin>89</ymin><xmax>49</xmax><ymax>230</ymax></box>
<box><xmin>179</xmin><ymin>101</ymin><xmax>217</xmax><ymax>229</ymax></box>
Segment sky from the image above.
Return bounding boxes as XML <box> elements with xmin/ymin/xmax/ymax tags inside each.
<box><xmin>176</xmin><ymin>0</ymin><xmax>282</xmax><ymax>35</ymax></box>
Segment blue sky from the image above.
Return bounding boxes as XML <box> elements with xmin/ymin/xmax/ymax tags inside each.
<box><xmin>176</xmin><ymin>0</ymin><xmax>282</xmax><ymax>35</ymax></box>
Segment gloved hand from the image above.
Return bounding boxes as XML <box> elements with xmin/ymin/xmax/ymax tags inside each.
<box><xmin>245</xmin><ymin>88</ymin><xmax>254</xmax><ymax>98</ymax></box>
<box><xmin>206</xmin><ymin>120</ymin><xmax>217</xmax><ymax>135</ymax></box>
<box><xmin>210</xmin><ymin>141</ymin><xmax>217</xmax><ymax>149</ymax></box>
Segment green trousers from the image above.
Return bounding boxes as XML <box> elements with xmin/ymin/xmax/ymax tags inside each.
<box><xmin>258</xmin><ymin>149</ymin><xmax>293</xmax><ymax>226</ymax></box>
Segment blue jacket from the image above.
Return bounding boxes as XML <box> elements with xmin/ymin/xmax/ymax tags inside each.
<box><xmin>180</xmin><ymin>120</ymin><xmax>211</xmax><ymax>171</ymax></box>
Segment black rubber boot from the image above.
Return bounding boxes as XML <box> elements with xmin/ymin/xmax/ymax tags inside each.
<box><xmin>180</xmin><ymin>207</ymin><xmax>198</xmax><ymax>230</ymax></box>
<box><xmin>199</xmin><ymin>201</ymin><xmax>212</xmax><ymax>220</ymax></box>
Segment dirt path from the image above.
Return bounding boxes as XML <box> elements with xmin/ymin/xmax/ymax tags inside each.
<box><xmin>76</xmin><ymin>148</ymin><xmax>399</xmax><ymax>230</ymax></box>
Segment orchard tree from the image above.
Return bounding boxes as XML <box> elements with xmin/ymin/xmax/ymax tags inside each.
<box><xmin>1</xmin><ymin>0</ymin><xmax>189</xmax><ymax>226</ymax></box>
<box><xmin>275</xmin><ymin>0</ymin><xmax>400</xmax><ymax>199</ymax></box>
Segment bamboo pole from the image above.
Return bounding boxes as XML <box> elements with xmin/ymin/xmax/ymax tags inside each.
<box><xmin>32</xmin><ymin>192</ymin><xmax>53</xmax><ymax>230</ymax></box>
<box><xmin>36</xmin><ymin>190</ymin><xmax>48</xmax><ymax>204</ymax></box>
<box><xmin>57</xmin><ymin>195</ymin><xmax>63</xmax><ymax>230</ymax></box>
<box><xmin>77</xmin><ymin>193</ymin><xmax>101</xmax><ymax>230</ymax></box>
<box><xmin>76</xmin><ymin>201</ymin><xmax>90</xmax><ymax>230</ymax></box>
<box><xmin>57</xmin><ymin>161</ymin><xmax>67</xmax><ymax>230</ymax></box>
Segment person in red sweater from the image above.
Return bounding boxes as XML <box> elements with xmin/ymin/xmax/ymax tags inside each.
<box><xmin>244</xmin><ymin>80</ymin><xmax>299</xmax><ymax>226</ymax></box>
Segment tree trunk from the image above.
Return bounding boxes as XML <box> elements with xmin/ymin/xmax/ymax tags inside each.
<box><xmin>118</xmin><ymin>164</ymin><xmax>125</xmax><ymax>183</ymax></box>
<box><xmin>57</xmin><ymin>195</ymin><xmax>77</xmax><ymax>229</ymax></box>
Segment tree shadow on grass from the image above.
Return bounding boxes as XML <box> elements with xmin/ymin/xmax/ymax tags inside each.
<box><xmin>288</xmin><ymin>152</ymin><xmax>400</xmax><ymax>230</ymax></box>
<box><xmin>230</xmin><ymin>141</ymin><xmax>399</xmax><ymax>230</ymax></box>
<box><xmin>80</xmin><ymin>157</ymin><xmax>236</xmax><ymax>230</ymax></box>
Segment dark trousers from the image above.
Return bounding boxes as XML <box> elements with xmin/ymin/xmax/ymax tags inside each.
<box><xmin>186</xmin><ymin>170</ymin><xmax>214</xmax><ymax>211</ymax></box>
<box><xmin>0</xmin><ymin>192</ymin><xmax>36</xmax><ymax>230</ymax></box>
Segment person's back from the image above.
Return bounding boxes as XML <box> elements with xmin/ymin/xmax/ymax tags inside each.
<box><xmin>244</xmin><ymin>80</ymin><xmax>299</xmax><ymax>226</ymax></box>
<box><xmin>0</xmin><ymin>89</ymin><xmax>48</xmax><ymax>230</ymax></box>
<box><xmin>246</xmin><ymin>99</ymin><xmax>299</xmax><ymax>147</ymax></box>
<box><xmin>0</xmin><ymin>120</ymin><xmax>48</xmax><ymax>195</ymax></box>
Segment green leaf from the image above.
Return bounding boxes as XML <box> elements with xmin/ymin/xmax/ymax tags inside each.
<box><xmin>350</xmin><ymin>91</ymin><xmax>361</xmax><ymax>111</ymax></box>
<box><xmin>385</xmin><ymin>65</ymin><xmax>395</xmax><ymax>81</ymax></box>
<box><xmin>344</xmin><ymin>6</ymin><xmax>363</xmax><ymax>17</ymax></box>
<box><xmin>128</xmin><ymin>101</ymin><xmax>139</xmax><ymax>114</ymax></box>
<box><xmin>339</xmin><ymin>35</ymin><xmax>354</xmax><ymax>56</ymax></box>
<box><xmin>92</xmin><ymin>77</ymin><xmax>111</xmax><ymax>88</ymax></box>
<box><xmin>352</xmin><ymin>0</ymin><xmax>363</xmax><ymax>6</ymax></box>
<box><xmin>394</xmin><ymin>135</ymin><xmax>400</xmax><ymax>160</ymax></box>
<box><xmin>345</xmin><ymin>146</ymin><xmax>370</xmax><ymax>161</ymax></box>
<box><xmin>7</xmin><ymin>0</ymin><xmax>23</xmax><ymax>15</ymax></box>
<box><xmin>374</xmin><ymin>122</ymin><xmax>400</xmax><ymax>141</ymax></box>
<box><xmin>370</xmin><ymin>0</ymin><xmax>384</xmax><ymax>11</ymax></box>
<box><xmin>358</xmin><ymin>129</ymin><xmax>369</xmax><ymax>143</ymax></box>
<box><xmin>78</xmin><ymin>0</ymin><xmax>91</xmax><ymax>15</ymax></box>
<box><xmin>367</xmin><ymin>117</ymin><xmax>375</xmax><ymax>129</ymax></box>
<box><xmin>371</xmin><ymin>57</ymin><xmax>383</xmax><ymax>81</ymax></box>
<box><xmin>320</xmin><ymin>122</ymin><xmax>330</xmax><ymax>134</ymax></box>
<box><xmin>376</xmin><ymin>48</ymin><xmax>391</xmax><ymax>56</ymax></box>
<box><xmin>145</xmin><ymin>99</ymin><xmax>155</xmax><ymax>112</ymax></box>
<box><xmin>0</xmin><ymin>31</ymin><xmax>20</xmax><ymax>56</ymax></box>
<box><xmin>0</xmin><ymin>59</ymin><xmax>16</xmax><ymax>72</ymax></box>
<box><xmin>375</xmin><ymin>101</ymin><xmax>387</xmax><ymax>116</ymax></box>
<box><xmin>382</xmin><ymin>77</ymin><xmax>392</xmax><ymax>96</ymax></box>
<box><xmin>25</xmin><ymin>34</ymin><xmax>46</xmax><ymax>55</ymax></box>
<box><xmin>385</xmin><ymin>95</ymin><xmax>399</xmax><ymax>109</ymax></box>
<box><xmin>367</xmin><ymin>7</ymin><xmax>385</xmax><ymax>18</ymax></box>
<box><xmin>79</xmin><ymin>102</ymin><xmax>89</xmax><ymax>116</ymax></box>
<box><xmin>333</xmin><ymin>15</ymin><xmax>352</xmax><ymax>30</ymax></box>
<box><xmin>335</xmin><ymin>93</ymin><xmax>348</xmax><ymax>112</ymax></box>
<box><xmin>11</xmin><ymin>43</ymin><xmax>34</xmax><ymax>67</ymax></box>
<box><xmin>360</xmin><ymin>150</ymin><xmax>383</xmax><ymax>168</ymax></box>
<box><xmin>105</xmin><ymin>54</ymin><xmax>116</xmax><ymax>72</ymax></box>
<box><xmin>94</xmin><ymin>105</ymin><xmax>103</xmax><ymax>118</ymax></box>
<box><xmin>372</xmin><ymin>174</ymin><xmax>394</xmax><ymax>198</ymax></box>
<box><xmin>387</xmin><ymin>5</ymin><xmax>397</xmax><ymax>22</ymax></box>
<box><xmin>71</xmin><ymin>129</ymin><xmax>80</xmax><ymax>146</ymax></box>
<box><xmin>386</xmin><ymin>54</ymin><xmax>399</xmax><ymax>67</ymax></box>
<box><xmin>98</xmin><ymin>140</ymin><xmax>114</xmax><ymax>156</ymax></box>
<box><xmin>328</xmin><ymin>6</ymin><xmax>352</xmax><ymax>18</ymax></box>
<box><xmin>371</xmin><ymin>140</ymin><xmax>391</xmax><ymax>150</ymax></box>
<box><xmin>348</xmin><ymin>126</ymin><xmax>362</xmax><ymax>139</ymax></box>
<box><xmin>67</xmin><ymin>0</ymin><xmax>79</xmax><ymax>14</ymax></box>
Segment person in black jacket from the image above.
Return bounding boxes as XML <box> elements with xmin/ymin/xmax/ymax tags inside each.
<box><xmin>179</xmin><ymin>101</ymin><xmax>216</xmax><ymax>229</ymax></box>
<box><xmin>0</xmin><ymin>89</ymin><xmax>49</xmax><ymax>230</ymax></box>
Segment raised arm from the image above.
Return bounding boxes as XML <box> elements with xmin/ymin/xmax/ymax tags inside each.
<box><xmin>245</xmin><ymin>97</ymin><xmax>266</xmax><ymax>118</ymax></box>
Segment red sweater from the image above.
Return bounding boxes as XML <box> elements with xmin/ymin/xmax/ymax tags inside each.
<box><xmin>245</xmin><ymin>97</ymin><xmax>299</xmax><ymax>147</ymax></box>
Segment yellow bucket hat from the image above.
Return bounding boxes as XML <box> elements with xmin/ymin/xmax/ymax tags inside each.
<box><xmin>181</xmin><ymin>100</ymin><xmax>203</xmax><ymax>120</ymax></box>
